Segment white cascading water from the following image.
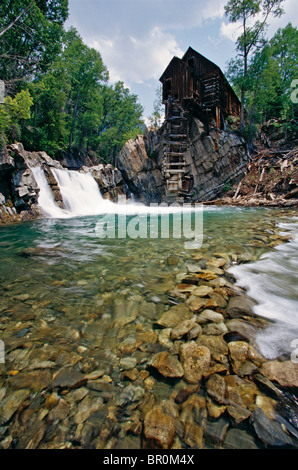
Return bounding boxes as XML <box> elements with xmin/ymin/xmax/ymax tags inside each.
<box><xmin>229</xmin><ymin>218</ymin><xmax>298</xmax><ymax>359</ymax></box>
<box><xmin>31</xmin><ymin>167</ymin><xmax>69</xmax><ymax>218</ymax></box>
<box><xmin>32</xmin><ymin>166</ymin><xmax>196</xmax><ymax>217</ymax></box>
<box><xmin>51</xmin><ymin>168</ymin><xmax>109</xmax><ymax>216</ymax></box>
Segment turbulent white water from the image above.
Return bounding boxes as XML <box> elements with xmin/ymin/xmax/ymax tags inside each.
<box><xmin>229</xmin><ymin>218</ymin><xmax>298</xmax><ymax>359</ymax></box>
<box><xmin>31</xmin><ymin>167</ymin><xmax>69</xmax><ymax>218</ymax></box>
<box><xmin>33</xmin><ymin>166</ymin><xmax>199</xmax><ymax>217</ymax></box>
<box><xmin>51</xmin><ymin>168</ymin><xmax>110</xmax><ymax>216</ymax></box>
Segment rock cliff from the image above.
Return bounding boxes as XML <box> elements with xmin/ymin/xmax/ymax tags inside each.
<box><xmin>117</xmin><ymin>117</ymin><xmax>248</xmax><ymax>204</ymax></box>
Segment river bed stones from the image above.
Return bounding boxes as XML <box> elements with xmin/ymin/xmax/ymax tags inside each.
<box><xmin>0</xmin><ymin>389</ymin><xmax>30</xmax><ymax>425</ymax></box>
<box><xmin>150</xmin><ymin>351</ymin><xmax>184</xmax><ymax>378</ymax></box>
<box><xmin>1</xmin><ymin>208</ymin><xmax>298</xmax><ymax>449</ymax></box>
<box><xmin>143</xmin><ymin>406</ymin><xmax>176</xmax><ymax>449</ymax></box>
<box><xmin>155</xmin><ymin>303</ymin><xmax>193</xmax><ymax>328</ymax></box>
<box><xmin>260</xmin><ymin>360</ymin><xmax>298</xmax><ymax>388</ymax></box>
<box><xmin>179</xmin><ymin>342</ymin><xmax>211</xmax><ymax>384</ymax></box>
<box><xmin>228</xmin><ymin>341</ymin><xmax>265</xmax><ymax>376</ymax></box>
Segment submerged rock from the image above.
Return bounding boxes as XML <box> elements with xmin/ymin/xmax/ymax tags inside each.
<box><xmin>51</xmin><ymin>368</ymin><xmax>87</xmax><ymax>390</ymax></box>
<box><xmin>251</xmin><ymin>407</ymin><xmax>294</xmax><ymax>447</ymax></box>
<box><xmin>170</xmin><ymin>319</ymin><xmax>197</xmax><ymax>340</ymax></box>
<box><xmin>155</xmin><ymin>304</ymin><xmax>192</xmax><ymax>328</ymax></box>
<box><xmin>260</xmin><ymin>360</ymin><xmax>298</xmax><ymax>388</ymax></box>
<box><xmin>0</xmin><ymin>389</ymin><xmax>30</xmax><ymax>425</ymax></box>
<box><xmin>179</xmin><ymin>342</ymin><xmax>211</xmax><ymax>384</ymax></box>
<box><xmin>143</xmin><ymin>406</ymin><xmax>176</xmax><ymax>449</ymax></box>
<box><xmin>223</xmin><ymin>428</ymin><xmax>260</xmax><ymax>449</ymax></box>
<box><xmin>150</xmin><ymin>351</ymin><xmax>184</xmax><ymax>378</ymax></box>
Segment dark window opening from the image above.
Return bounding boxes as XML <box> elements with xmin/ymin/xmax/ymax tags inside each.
<box><xmin>188</xmin><ymin>58</ymin><xmax>194</xmax><ymax>70</ymax></box>
<box><xmin>164</xmin><ymin>79</ymin><xmax>172</xmax><ymax>100</ymax></box>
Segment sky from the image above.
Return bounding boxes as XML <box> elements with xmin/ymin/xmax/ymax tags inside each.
<box><xmin>65</xmin><ymin>0</ymin><xmax>298</xmax><ymax>122</ymax></box>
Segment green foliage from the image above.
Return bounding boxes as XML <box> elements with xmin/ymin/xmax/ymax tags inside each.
<box><xmin>0</xmin><ymin>0</ymin><xmax>69</xmax><ymax>92</ymax></box>
<box><xmin>227</xmin><ymin>23</ymin><xmax>298</xmax><ymax>134</ymax></box>
<box><xmin>0</xmin><ymin>90</ymin><xmax>33</xmax><ymax>142</ymax></box>
<box><xmin>97</xmin><ymin>81</ymin><xmax>144</xmax><ymax>163</ymax></box>
<box><xmin>148</xmin><ymin>85</ymin><xmax>164</xmax><ymax>129</ymax></box>
<box><xmin>21</xmin><ymin>28</ymin><xmax>144</xmax><ymax>161</ymax></box>
<box><xmin>0</xmin><ymin>3</ymin><xmax>144</xmax><ymax>162</ymax></box>
<box><xmin>224</xmin><ymin>0</ymin><xmax>285</xmax><ymax>131</ymax></box>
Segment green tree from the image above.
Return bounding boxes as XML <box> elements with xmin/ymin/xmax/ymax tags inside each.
<box><xmin>22</xmin><ymin>28</ymin><xmax>108</xmax><ymax>157</ymax></box>
<box><xmin>97</xmin><ymin>81</ymin><xmax>144</xmax><ymax>163</ymax></box>
<box><xmin>224</xmin><ymin>0</ymin><xmax>284</xmax><ymax>132</ymax></box>
<box><xmin>148</xmin><ymin>85</ymin><xmax>164</xmax><ymax>129</ymax></box>
<box><xmin>228</xmin><ymin>24</ymin><xmax>298</xmax><ymax>124</ymax></box>
<box><xmin>0</xmin><ymin>89</ymin><xmax>33</xmax><ymax>142</ymax></box>
<box><xmin>22</xmin><ymin>28</ymin><xmax>144</xmax><ymax>161</ymax></box>
<box><xmin>0</xmin><ymin>0</ymin><xmax>68</xmax><ymax>93</ymax></box>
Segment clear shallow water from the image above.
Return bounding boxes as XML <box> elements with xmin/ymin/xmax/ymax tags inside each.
<box><xmin>1</xmin><ymin>205</ymin><xmax>298</xmax><ymax>449</ymax></box>
<box><xmin>0</xmin><ymin>206</ymin><xmax>297</xmax><ymax>359</ymax></box>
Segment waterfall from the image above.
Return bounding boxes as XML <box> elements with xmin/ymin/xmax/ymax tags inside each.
<box><xmin>51</xmin><ymin>168</ymin><xmax>109</xmax><ymax>216</ymax></box>
<box><xmin>31</xmin><ymin>167</ymin><xmax>69</xmax><ymax>218</ymax></box>
<box><xmin>32</xmin><ymin>166</ymin><xmax>199</xmax><ymax>219</ymax></box>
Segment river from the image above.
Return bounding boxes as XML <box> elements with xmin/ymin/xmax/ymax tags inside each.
<box><xmin>0</xmin><ymin>166</ymin><xmax>297</xmax><ymax>448</ymax></box>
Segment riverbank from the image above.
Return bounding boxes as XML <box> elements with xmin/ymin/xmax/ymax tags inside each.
<box><xmin>0</xmin><ymin>206</ymin><xmax>298</xmax><ymax>449</ymax></box>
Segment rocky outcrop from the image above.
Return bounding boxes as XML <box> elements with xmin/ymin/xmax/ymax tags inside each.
<box><xmin>0</xmin><ymin>143</ymin><xmax>41</xmax><ymax>223</ymax></box>
<box><xmin>116</xmin><ymin>118</ymin><xmax>248</xmax><ymax>204</ymax></box>
<box><xmin>186</xmin><ymin>119</ymin><xmax>248</xmax><ymax>201</ymax></box>
<box><xmin>116</xmin><ymin>130</ymin><xmax>164</xmax><ymax>203</ymax></box>
<box><xmin>79</xmin><ymin>164</ymin><xmax>127</xmax><ymax>201</ymax></box>
<box><xmin>0</xmin><ymin>143</ymin><xmax>129</xmax><ymax>224</ymax></box>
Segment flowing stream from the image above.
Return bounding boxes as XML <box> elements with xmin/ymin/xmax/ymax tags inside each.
<box><xmin>0</xmin><ymin>165</ymin><xmax>298</xmax><ymax>448</ymax></box>
<box><xmin>9</xmin><ymin>166</ymin><xmax>298</xmax><ymax>359</ymax></box>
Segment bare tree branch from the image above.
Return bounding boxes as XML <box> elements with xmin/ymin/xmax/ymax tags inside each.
<box><xmin>0</xmin><ymin>1</ymin><xmax>35</xmax><ymax>38</ymax></box>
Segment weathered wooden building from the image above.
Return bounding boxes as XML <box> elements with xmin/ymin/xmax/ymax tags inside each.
<box><xmin>160</xmin><ymin>46</ymin><xmax>241</xmax><ymax>127</ymax></box>
<box><xmin>159</xmin><ymin>47</ymin><xmax>241</xmax><ymax>196</ymax></box>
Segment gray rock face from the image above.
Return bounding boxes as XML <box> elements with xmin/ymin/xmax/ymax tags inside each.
<box><xmin>116</xmin><ymin>117</ymin><xmax>248</xmax><ymax>204</ymax></box>
<box><xmin>116</xmin><ymin>132</ymin><xmax>164</xmax><ymax>203</ymax></box>
<box><xmin>80</xmin><ymin>164</ymin><xmax>127</xmax><ymax>202</ymax></box>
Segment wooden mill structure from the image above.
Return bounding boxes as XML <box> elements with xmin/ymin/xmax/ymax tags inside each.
<box><xmin>159</xmin><ymin>47</ymin><xmax>241</xmax><ymax>195</ymax></box>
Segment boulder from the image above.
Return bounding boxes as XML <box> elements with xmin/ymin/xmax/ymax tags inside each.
<box><xmin>227</xmin><ymin>295</ymin><xmax>257</xmax><ymax>318</ymax></box>
<box><xmin>260</xmin><ymin>360</ymin><xmax>298</xmax><ymax>388</ymax></box>
<box><xmin>51</xmin><ymin>367</ymin><xmax>87</xmax><ymax>390</ymax></box>
<box><xmin>170</xmin><ymin>319</ymin><xmax>197</xmax><ymax>340</ymax></box>
<box><xmin>250</xmin><ymin>407</ymin><xmax>294</xmax><ymax>447</ymax></box>
<box><xmin>150</xmin><ymin>351</ymin><xmax>184</xmax><ymax>378</ymax></box>
<box><xmin>143</xmin><ymin>406</ymin><xmax>176</xmax><ymax>449</ymax></box>
<box><xmin>228</xmin><ymin>341</ymin><xmax>265</xmax><ymax>376</ymax></box>
<box><xmin>155</xmin><ymin>304</ymin><xmax>193</xmax><ymax>328</ymax></box>
<box><xmin>179</xmin><ymin>342</ymin><xmax>211</xmax><ymax>384</ymax></box>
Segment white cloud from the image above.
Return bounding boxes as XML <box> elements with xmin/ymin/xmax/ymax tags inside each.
<box><xmin>89</xmin><ymin>26</ymin><xmax>183</xmax><ymax>85</ymax></box>
<box><xmin>220</xmin><ymin>21</ymin><xmax>243</xmax><ymax>42</ymax></box>
<box><xmin>67</xmin><ymin>0</ymin><xmax>297</xmax><ymax>118</ymax></box>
